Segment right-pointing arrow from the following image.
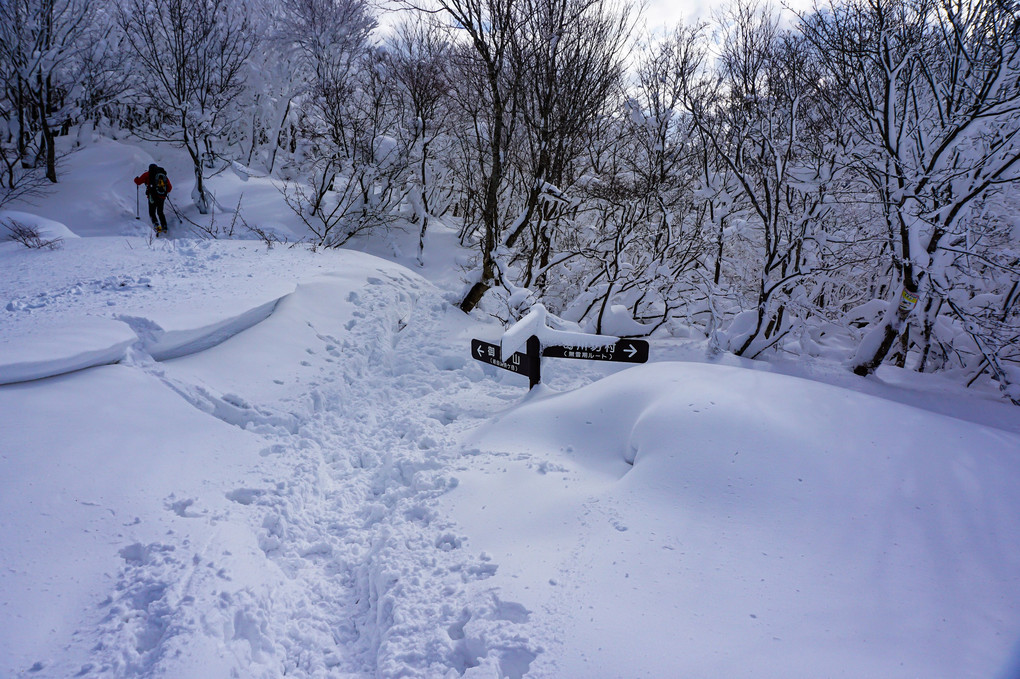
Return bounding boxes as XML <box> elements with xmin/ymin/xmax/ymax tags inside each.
<box><xmin>624</xmin><ymin>343</ymin><xmax>637</xmax><ymax>358</ymax></box>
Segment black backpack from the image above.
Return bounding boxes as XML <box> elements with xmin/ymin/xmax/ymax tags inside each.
<box><xmin>151</xmin><ymin>167</ymin><xmax>169</xmax><ymax>196</ymax></box>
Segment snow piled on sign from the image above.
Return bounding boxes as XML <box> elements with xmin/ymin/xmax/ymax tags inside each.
<box><xmin>500</xmin><ymin>303</ymin><xmax>619</xmax><ymax>357</ymax></box>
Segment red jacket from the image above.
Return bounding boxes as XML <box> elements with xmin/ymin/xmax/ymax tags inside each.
<box><xmin>133</xmin><ymin>171</ymin><xmax>172</xmax><ymax>194</ymax></box>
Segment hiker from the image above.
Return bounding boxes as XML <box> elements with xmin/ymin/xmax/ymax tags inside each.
<box><xmin>134</xmin><ymin>164</ymin><xmax>172</xmax><ymax>234</ymax></box>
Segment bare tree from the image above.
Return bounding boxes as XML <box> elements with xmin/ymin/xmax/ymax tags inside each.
<box><xmin>0</xmin><ymin>0</ymin><xmax>98</xmax><ymax>182</ymax></box>
<box><xmin>411</xmin><ymin>0</ymin><xmax>634</xmax><ymax>314</ymax></box>
<box><xmin>565</xmin><ymin>25</ymin><xmax>708</xmax><ymax>334</ymax></box>
<box><xmin>119</xmin><ymin>0</ymin><xmax>257</xmax><ymax>213</ymax></box>
<box><xmin>386</xmin><ymin>18</ymin><xmax>455</xmax><ymax>265</ymax></box>
<box><xmin>800</xmin><ymin>0</ymin><xmax>1020</xmax><ymax>378</ymax></box>
<box><xmin>686</xmin><ymin>1</ymin><xmax>845</xmax><ymax>357</ymax></box>
<box><xmin>274</xmin><ymin>0</ymin><xmax>391</xmax><ymax>246</ymax></box>
<box><xmin>411</xmin><ymin>0</ymin><xmax>522</xmax><ymax>312</ymax></box>
<box><xmin>74</xmin><ymin>6</ymin><xmax>134</xmax><ymax>131</ymax></box>
<box><xmin>502</xmin><ymin>0</ymin><xmax>634</xmax><ymax>249</ymax></box>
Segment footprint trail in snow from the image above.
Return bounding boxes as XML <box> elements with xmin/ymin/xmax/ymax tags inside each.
<box><xmin>85</xmin><ymin>267</ymin><xmax>540</xmax><ymax>678</ymax></box>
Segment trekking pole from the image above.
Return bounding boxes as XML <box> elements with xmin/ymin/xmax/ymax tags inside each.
<box><xmin>135</xmin><ymin>184</ymin><xmax>140</xmax><ymax>220</ymax></box>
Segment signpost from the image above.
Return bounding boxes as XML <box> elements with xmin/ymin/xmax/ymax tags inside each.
<box><xmin>542</xmin><ymin>339</ymin><xmax>648</xmax><ymax>364</ymax></box>
<box><xmin>470</xmin><ymin>335</ymin><xmax>649</xmax><ymax>389</ymax></box>
<box><xmin>471</xmin><ymin>336</ymin><xmax>542</xmax><ymax>388</ymax></box>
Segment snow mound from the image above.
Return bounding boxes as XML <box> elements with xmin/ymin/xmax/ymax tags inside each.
<box><xmin>459</xmin><ymin>362</ymin><xmax>1020</xmax><ymax>679</ymax></box>
<box><xmin>116</xmin><ymin>295</ymin><xmax>284</xmax><ymax>360</ymax></box>
<box><xmin>0</xmin><ymin>317</ymin><xmax>136</xmax><ymax>384</ymax></box>
<box><xmin>0</xmin><ymin>210</ymin><xmax>80</xmax><ymax>242</ymax></box>
<box><xmin>0</xmin><ymin>296</ymin><xmax>288</xmax><ymax>384</ymax></box>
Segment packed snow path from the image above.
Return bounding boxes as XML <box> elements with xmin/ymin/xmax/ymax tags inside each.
<box><xmin>88</xmin><ymin>265</ymin><xmax>540</xmax><ymax>677</ymax></box>
<box><xmin>0</xmin><ymin>242</ymin><xmax>539</xmax><ymax>677</ymax></box>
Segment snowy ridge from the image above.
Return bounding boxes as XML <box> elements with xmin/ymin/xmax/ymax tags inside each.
<box><xmin>0</xmin><ymin>209</ymin><xmax>81</xmax><ymax>241</ymax></box>
<box><xmin>0</xmin><ymin>316</ymin><xmax>138</xmax><ymax>385</ymax></box>
<box><xmin>0</xmin><ymin>294</ymin><xmax>287</xmax><ymax>384</ymax></box>
<box><xmin>118</xmin><ymin>296</ymin><xmax>284</xmax><ymax>361</ymax></box>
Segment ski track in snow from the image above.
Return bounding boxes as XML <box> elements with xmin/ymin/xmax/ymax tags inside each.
<box><xmin>5</xmin><ymin>273</ymin><xmax>155</xmax><ymax>312</ymax></box>
<box><xmin>76</xmin><ymin>268</ymin><xmax>543</xmax><ymax>678</ymax></box>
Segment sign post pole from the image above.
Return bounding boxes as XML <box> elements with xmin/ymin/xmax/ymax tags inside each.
<box><xmin>526</xmin><ymin>335</ymin><xmax>541</xmax><ymax>389</ymax></box>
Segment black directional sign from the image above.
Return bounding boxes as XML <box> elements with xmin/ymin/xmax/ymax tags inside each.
<box><xmin>471</xmin><ymin>334</ymin><xmax>647</xmax><ymax>390</ymax></box>
<box><xmin>471</xmin><ymin>338</ymin><xmax>534</xmax><ymax>377</ymax></box>
<box><xmin>542</xmin><ymin>339</ymin><xmax>649</xmax><ymax>364</ymax></box>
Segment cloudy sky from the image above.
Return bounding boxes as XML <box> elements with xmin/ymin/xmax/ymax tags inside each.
<box><xmin>643</xmin><ymin>0</ymin><xmax>705</xmax><ymax>26</ymax></box>
<box><xmin>642</xmin><ymin>0</ymin><xmax>818</xmax><ymax>32</ymax></box>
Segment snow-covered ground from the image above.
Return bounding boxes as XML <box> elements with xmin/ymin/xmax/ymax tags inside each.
<box><xmin>2</xmin><ymin>136</ymin><xmax>1019</xmax><ymax>679</ymax></box>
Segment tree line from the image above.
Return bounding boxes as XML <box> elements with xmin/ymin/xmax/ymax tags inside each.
<box><xmin>2</xmin><ymin>0</ymin><xmax>1018</xmax><ymax>403</ymax></box>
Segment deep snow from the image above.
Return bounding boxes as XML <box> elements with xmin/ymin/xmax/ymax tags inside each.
<box><xmin>1</xmin><ymin>135</ymin><xmax>1019</xmax><ymax>679</ymax></box>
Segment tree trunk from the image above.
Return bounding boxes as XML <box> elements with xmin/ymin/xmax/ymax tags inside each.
<box><xmin>39</xmin><ymin>115</ymin><xmax>57</xmax><ymax>183</ymax></box>
<box><xmin>891</xmin><ymin>322</ymin><xmax>909</xmax><ymax>368</ymax></box>
<box><xmin>17</xmin><ymin>78</ymin><xmax>31</xmax><ymax>167</ymax></box>
<box><xmin>458</xmin><ymin>73</ymin><xmax>506</xmax><ymax>313</ymax></box>
<box><xmin>267</xmin><ymin>100</ymin><xmax>292</xmax><ymax>174</ymax></box>
<box><xmin>460</xmin><ymin>184</ymin><xmax>500</xmax><ymax>313</ymax></box>
<box><xmin>850</xmin><ymin>284</ymin><xmax>918</xmax><ymax>376</ymax></box>
<box><xmin>917</xmin><ymin>295</ymin><xmax>941</xmax><ymax>372</ymax></box>
<box><xmin>460</xmin><ymin>244</ymin><xmax>497</xmax><ymax>313</ymax></box>
<box><xmin>188</xmin><ymin>143</ymin><xmax>210</xmax><ymax>215</ymax></box>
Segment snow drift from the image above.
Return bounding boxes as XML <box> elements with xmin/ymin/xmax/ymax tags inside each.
<box><xmin>457</xmin><ymin>363</ymin><xmax>1020</xmax><ymax>678</ymax></box>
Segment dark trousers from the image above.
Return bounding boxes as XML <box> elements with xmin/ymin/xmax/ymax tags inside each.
<box><xmin>148</xmin><ymin>195</ymin><xmax>168</xmax><ymax>229</ymax></box>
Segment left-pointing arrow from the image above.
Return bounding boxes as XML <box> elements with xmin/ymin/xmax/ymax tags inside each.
<box><xmin>471</xmin><ymin>338</ymin><xmax>538</xmax><ymax>380</ymax></box>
